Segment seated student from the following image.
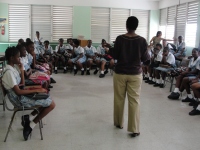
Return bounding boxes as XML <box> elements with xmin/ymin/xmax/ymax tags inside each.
<box><xmin>154</xmin><ymin>47</ymin><xmax>175</xmax><ymax>88</ymax></box>
<box><xmin>68</xmin><ymin>40</ymin><xmax>86</xmax><ymax>75</ymax></box>
<box><xmin>174</xmin><ymin>36</ymin><xmax>186</xmax><ymax>58</ymax></box>
<box><xmin>18</xmin><ymin>39</ymin><xmax>24</xmax><ymax>46</ymax></box>
<box><xmin>168</xmin><ymin>48</ymin><xmax>200</xmax><ymax>100</ymax></box>
<box><xmin>54</xmin><ymin>38</ymin><xmax>67</xmax><ymax>74</ymax></box>
<box><xmin>33</xmin><ymin>31</ymin><xmax>43</xmax><ymax>51</ymax></box>
<box><xmin>145</xmin><ymin>44</ymin><xmax>163</xmax><ymax>84</ymax></box>
<box><xmin>84</xmin><ymin>40</ymin><xmax>98</xmax><ymax>75</ymax></box>
<box><xmin>42</xmin><ymin>40</ymin><xmax>55</xmax><ymax>64</ymax></box>
<box><xmin>96</xmin><ymin>39</ymin><xmax>114</xmax><ymax>78</ymax></box>
<box><xmin>64</xmin><ymin>38</ymin><xmax>74</xmax><ymax>70</ymax></box>
<box><xmin>2</xmin><ymin>46</ymin><xmax>55</xmax><ymax>141</ymax></box>
<box><xmin>163</xmin><ymin>40</ymin><xmax>176</xmax><ymax>54</ymax></box>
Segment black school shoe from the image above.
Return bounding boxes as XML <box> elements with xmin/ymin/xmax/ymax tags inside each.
<box><xmin>74</xmin><ymin>69</ymin><xmax>78</xmax><ymax>75</ymax></box>
<box><xmin>168</xmin><ymin>92</ymin><xmax>180</xmax><ymax>100</ymax></box>
<box><xmin>21</xmin><ymin>115</ymin><xmax>30</xmax><ymax>127</ymax></box>
<box><xmin>54</xmin><ymin>70</ymin><xmax>58</xmax><ymax>74</ymax></box>
<box><xmin>104</xmin><ymin>70</ymin><xmax>109</xmax><ymax>75</ymax></box>
<box><xmin>145</xmin><ymin>79</ymin><xmax>150</xmax><ymax>83</ymax></box>
<box><xmin>50</xmin><ymin>78</ymin><xmax>56</xmax><ymax>84</ymax></box>
<box><xmin>182</xmin><ymin>97</ymin><xmax>193</xmax><ymax>102</ymax></box>
<box><xmin>154</xmin><ymin>83</ymin><xmax>160</xmax><ymax>87</ymax></box>
<box><xmin>160</xmin><ymin>84</ymin><xmax>164</xmax><ymax>88</ymax></box>
<box><xmin>23</xmin><ymin>123</ymin><xmax>32</xmax><ymax>141</ymax></box>
<box><xmin>93</xmin><ymin>69</ymin><xmax>98</xmax><ymax>75</ymax></box>
<box><xmin>189</xmin><ymin>108</ymin><xmax>200</xmax><ymax>116</ymax></box>
<box><xmin>63</xmin><ymin>69</ymin><xmax>67</xmax><ymax>74</ymax></box>
<box><xmin>99</xmin><ymin>73</ymin><xmax>105</xmax><ymax>78</ymax></box>
<box><xmin>81</xmin><ymin>70</ymin><xmax>85</xmax><ymax>75</ymax></box>
<box><xmin>48</xmin><ymin>85</ymin><xmax>53</xmax><ymax>88</ymax></box>
<box><xmin>143</xmin><ymin>77</ymin><xmax>148</xmax><ymax>80</ymax></box>
<box><xmin>86</xmin><ymin>70</ymin><xmax>90</xmax><ymax>75</ymax></box>
<box><xmin>148</xmin><ymin>81</ymin><xmax>156</xmax><ymax>84</ymax></box>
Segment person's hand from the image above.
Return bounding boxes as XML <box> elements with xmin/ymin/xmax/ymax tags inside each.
<box><xmin>36</xmin><ymin>88</ymin><xmax>47</xmax><ymax>93</ymax></box>
<box><xmin>180</xmin><ymin>71</ymin><xmax>188</xmax><ymax>76</ymax></box>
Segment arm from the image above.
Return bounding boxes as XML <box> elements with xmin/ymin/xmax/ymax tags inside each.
<box><xmin>75</xmin><ymin>53</ymin><xmax>83</xmax><ymax>62</ymax></box>
<box><xmin>113</xmin><ymin>37</ymin><xmax>120</xmax><ymax>60</ymax></box>
<box><xmin>13</xmin><ymin>85</ymin><xmax>47</xmax><ymax>95</ymax></box>
<box><xmin>149</xmin><ymin>37</ymin><xmax>155</xmax><ymax>46</ymax></box>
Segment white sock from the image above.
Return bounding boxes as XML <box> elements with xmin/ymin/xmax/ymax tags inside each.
<box><xmin>187</xmin><ymin>94</ymin><xmax>193</xmax><ymax>99</ymax></box>
<box><xmin>74</xmin><ymin>66</ymin><xmax>77</xmax><ymax>69</ymax></box>
<box><xmin>174</xmin><ymin>88</ymin><xmax>180</xmax><ymax>93</ymax></box>
<box><xmin>30</xmin><ymin>121</ymin><xmax>36</xmax><ymax>129</ymax></box>
<box><xmin>145</xmin><ymin>74</ymin><xmax>148</xmax><ymax>78</ymax></box>
<box><xmin>101</xmin><ymin>71</ymin><xmax>104</xmax><ymax>74</ymax></box>
<box><xmin>149</xmin><ymin>77</ymin><xmax>152</xmax><ymax>80</ymax></box>
<box><xmin>29</xmin><ymin>114</ymin><xmax>36</xmax><ymax>121</ymax></box>
<box><xmin>87</xmin><ymin>68</ymin><xmax>89</xmax><ymax>70</ymax></box>
<box><xmin>81</xmin><ymin>68</ymin><xmax>84</xmax><ymax>71</ymax></box>
<box><xmin>97</xmin><ymin>68</ymin><xmax>99</xmax><ymax>70</ymax></box>
<box><xmin>64</xmin><ymin>67</ymin><xmax>66</xmax><ymax>70</ymax></box>
<box><xmin>50</xmin><ymin>75</ymin><xmax>52</xmax><ymax>78</ymax></box>
<box><xmin>55</xmin><ymin>67</ymin><xmax>57</xmax><ymax>70</ymax></box>
<box><xmin>152</xmin><ymin>78</ymin><xmax>155</xmax><ymax>82</ymax></box>
<box><xmin>161</xmin><ymin>80</ymin><xmax>164</xmax><ymax>84</ymax></box>
<box><xmin>196</xmin><ymin>105</ymin><xmax>200</xmax><ymax>111</ymax></box>
<box><xmin>156</xmin><ymin>79</ymin><xmax>160</xmax><ymax>84</ymax></box>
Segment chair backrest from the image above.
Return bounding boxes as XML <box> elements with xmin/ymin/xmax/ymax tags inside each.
<box><xmin>180</xmin><ymin>58</ymin><xmax>190</xmax><ymax>67</ymax></box>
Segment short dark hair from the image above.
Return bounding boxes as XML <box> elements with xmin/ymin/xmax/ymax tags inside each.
<box><xmin>5</xmin><ymin>46</ymin><xmax>20</xmax><ymax>61</ymax></box>
<box><xmin>26</xmin><ymin>41</ymin><xmax>34</xmax><ymax>47</ymax></box>
<box><xmin>178</xmin><ymin>36</ymin><xmax>183</xmax><ymax>39</ymax></box>
<box><xmin>74</xmin><ymin>39</ymin><xmax>80</xmax><ymax>46</ymax></box>
<box><xmin>59</xmin><ymin>38</ymin><xmax>64</xmax><ymax>42</ymax></box>
<box><xmin>193</xmin><ymin>48</ymin><xmax>198</xmax><ymax>52</ymax></box>
<box><xmin>18</xmin><ymin>38</ymin><xmax>24</xmax><ymax>43</ymax></box>
<box><xmin>101</xmin><ymin>39</ymin><xmax>106</xmax><ymax>43</ymax></box>
<box><xmin>44</xmin><ymin>40</ymin><xmax>49</xmax><ymax>44</ymax></box>
<box><xmin>156</xmin><ymin>43</ymin><xmax>162</xmax><ymax>49</ymax></box>
<box><xmin>156</xmin><ymin>31</ymin><xmax>162</xmax><ymax>37</ymax></box>
<box><xmin>163</xmin><ymin>47</ymin><xmax>169</xmax><ymax>53</ymax></box>
<box><xmin>36</xmin><ymin>31</ymin><xmax>39</xmax><ymax>34</ymax></box>
<box><xmin>126</xmin><ymin>16</ymin><xmax>139</xmax><ymax>31</ymax></box>
<box><xmin>16</xmin><ymin>44</ymin><xmax>24</xmax><ymax>51</ymax></box>
<box><xmin>26</xmin><ymin>38</ymin><xmax>32</xmax><ymax>43</ymax></box>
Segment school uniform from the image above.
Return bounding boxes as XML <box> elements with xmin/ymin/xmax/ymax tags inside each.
<box><xmin>97</xmin><ymin>45</ymin><xmax>109</xmax><ymax>62</ymax></box>
<box><xmin>20</xmin><ymin>57</ymin><xmax>29</xmax><ymax>71</ymax></box>
<box><xmin>188</xmin><ymin>57</ymin><xmax>200</xmax><ymax>80</ymax></box>
<box><xmin>174</xmin><ymin>42</ymin><xmax>186</xmax><ymax>57</ymax></box>
<box><xmin>42</xmin><ymin>45</ymin><xmax>53</xmax><ymax>55</ymax></box>
<box><xmin>55</xmin><ymin>45</ymin><xmax>67</xmax><ymax>61</ymax></box>
<box><xmin>70</xmin><ymin>46</ymin><xmax>86</xmax><ymax>63</ymax></box>
<box><xmin>2</xmin><ymin>64</ymin><xmax>52</xmax><ymax>108</ymax></box>
<box><xmin>84</xmin><ymin>46</ymin><xmax>97</xmax><ymax>61</ymax></box>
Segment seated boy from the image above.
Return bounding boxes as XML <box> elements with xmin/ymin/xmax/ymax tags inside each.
<box><xmin>154</xmin><ymin>47</ymin><xmax>175</xmax><ymax>88</ymax></box>
<box><xmin>84</xmin><ymin>40</ymin><xmax>98</xmax><ymax>75</ymax></box>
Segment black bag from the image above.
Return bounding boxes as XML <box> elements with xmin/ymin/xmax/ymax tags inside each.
<box><xmin>167</xmin><ymin>43</ymin><xmax>177</xmax><ymax>51</ymax></box>
<box><xmin>25</xmin><ymin>93</ymin><xmax>50</xmax><ymax>100</ymax></box>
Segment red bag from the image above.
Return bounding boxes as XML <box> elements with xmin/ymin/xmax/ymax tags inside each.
<box><xmin>29</xmin><ymin>72</ymin><xmax>50</xmax><ymax>84</ymax></box>
<box><xmin>104</xmin><ymin>54</ymin><xmax>113</xmax><ymax>61</ymax></box>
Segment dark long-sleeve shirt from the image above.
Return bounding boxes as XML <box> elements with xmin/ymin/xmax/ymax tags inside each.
<box><xmin>114</xmin><ymin>35</ymin><xmax>150</xmax><ymax>75</ymax></box>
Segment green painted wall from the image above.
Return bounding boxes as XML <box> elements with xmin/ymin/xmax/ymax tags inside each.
<box><xmin>148</xmin><ymin>10</ymin><xmax>159</xmax><ymax>44</ymax></box>
<box><xmin>0</xmin><ymin>3</ymin><xmax>8</xmax><ymax>42</ymax></box>
<box><xmin>73</xmin><ymin>6</ymin><xmax>91</xmax><ymax>40</ymax></box>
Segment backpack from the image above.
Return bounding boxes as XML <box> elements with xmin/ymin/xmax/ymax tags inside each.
<box><xmin>167</xmin><ymin>43</ymin><xmax>176</xmax><ymax>51</ymax></box>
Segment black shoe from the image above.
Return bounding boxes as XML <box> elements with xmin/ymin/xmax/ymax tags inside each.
<box><xmin>160</xmin><ymin>84</ymin><xmax>164</xmax><ymax>88</ymax></box>
<box><xmin>99</xmin><ymin>73</ymin><xmax>105</xmax><ymax>78</ymax></box>
<box><xmin>86</xmin><ymin>70</ymin><xmax>90</xmax><ymax>75</ymax></box>
<box><xmin>148</xmin><ymin>81</ymin><xmax>156</xmax><ymax>85</ymax></box>
<box><xmin>74</xmin><ymin>69</ymin><xmax>78</xmax><ymax>75</ymax></box>
<box><xmin>154</xmin><ymin>83</ymin><xmax>160</xmax><ymax>87</ymax></box>
<box><xmin>143</xmin><ymin>77</ymin><xmax>148</xmax><ymax>80</ymax></box>
<box><xmin>189</xmin><ymin>100</ymin><xmax>199</xmax><ymax>108</ymax></box>
<box><xmin>168</xmin><ymin>92</ymin><xmax>180</xmax><ymax>100</ymax></box>
<box><xmin>23</xmin><ymin>123</ymin><xmax>32</xmax><ymax>141</ymax></box>
<box><xmin>104</xmin><ymin>70</ymin><xmax>108</xmax><ymax>75</ymax></box>
<box><xmin>48</xmin><ymin>85</ymin><xmax>53</xmax><ymax>88</ymax></box>
<box><xmin>54</xmin><ymin>70</ymin><xmax>58</xmax><ymax>74</ymax></box>
<box><xmin>189</xmin><ymin>109</ymin><xmax>200</xmax><ymax>116</ymax></box>
<box><xmin>81</xmin><ymin>70</ymin><xmax>84</xmax><ymax>75</ymax></box>
<box><xmin>50</xmin><ymin>78</ymin><xmax>56</xmax><ymax>84</ymax></box>
<box><xmin>145</xmin><ymin>79</ymin><xmax>150</xmax><ymax>83</ymax></box>
<box><xmin>93</xmin><ymin>69</ymin><xmax>98</xmax><ymax>75</ymax></box>
<box><xmin>182</xmin><ymin>97</ymin><xmax>193</xmax><ymax>102</ymax></box>
<box><xmin>21</xmin><ymin>115</ymin><xmax>30</xmax><ymax>127</ymax></box>
<box><xmin>63</xmin><ymin>69</ymin><xmax>67</xmax><ymax>74</ymax></box>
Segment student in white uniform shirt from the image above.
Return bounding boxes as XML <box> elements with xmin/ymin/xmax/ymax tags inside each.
<box><xmin>33</xmin><ymin>31</ymin><xmax>43</xmax><ymax>52</ymax></box>
<box><xmin>174</xmin><ymin>36</ymin><xmax>186</xmax><ymax>58</ymax></box>
<box><xmin>68</xmin><ymin>40</ymin><xmax>86</xmax><ymax>75</ymax></box>
<box><xmin>64</xmin><ymin>38</ymin><xmax>74</xmax><ymax>66</ymax></box>
<box><xmin>163</xmin><ymin>39</ymin><xmax>176</xmax><ymax>54</ymax></box>
<box><xmin>2</xmin><ymin>46</ymin><xmax>55</xmax><ymax>141</ymax></box>
<box><xmin>84</xmin><ymin>40</ymin><xmax>98</xmax><ymax>75</ymax></box>
<box><xmin>154</xmin><ymin>47</ymin><xmax>175</xmax><ymax>88</ymax></box>
<box><xmin>54</xmin><ymin>38</ymin><xmax>67</xmax><ymax>74</ymax></box>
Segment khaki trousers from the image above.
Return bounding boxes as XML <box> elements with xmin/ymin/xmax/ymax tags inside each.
<box><xmin>113</xmin><ymin>73</ymin><xmax>142</xmax><ymax>133</ymax></box>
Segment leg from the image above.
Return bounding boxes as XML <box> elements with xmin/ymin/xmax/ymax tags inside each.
<box><xmin>126</xmin><ymin>74</ymin><xmax>142</xmax><ymax>133</ymax></box>
<box><xmin>113</xmin><ymin>73</ymin><xmax>127</xmax><ymax>128</ymax></box>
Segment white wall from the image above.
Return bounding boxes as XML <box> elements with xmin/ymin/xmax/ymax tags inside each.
<box><xmin>159</xmin><ymin>0</ymin><xmax>198</xmax><ymax>9</ymax></box>
<box><xmin>0</xmin><ymin>0</ymin><xmax>158</xmax><ymax>10</ymax></box>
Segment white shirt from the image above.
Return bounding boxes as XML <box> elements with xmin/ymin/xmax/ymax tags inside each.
<box><xmin>55</xmin><ymin>45</ymin><xmax>67</xmax><ymax>53</ymax></box>
<box><xmin>166</xmin><ymin>52</ymin><xmax>175</xmax><ymax>65</ymax></box>
<box><xmin>34</xmin><ymin>37</ymin><xmax>43</xmax><ymax>46</ymax></box>
<box><xmin>2</xmin><ymin>65</ymin><xmax>21</xmax><ymax>90</ymax></box>
<box><xmin>84</xmin><ymin>46</ymin><xmax>97</xmax><ymax>54</ymax></box>
<box><xmin>19</xmin><ymin>57</ymin><xmax>27</xmax><ymax>70</ymax></box>
<box><xmin>42</xmin><ymin>45</ymin><xmax>53</xmax><ymax>55</ymax></box>
<box><xmin>97</xmin><ymin>45</ymin><xmax>108</xmax><ymax>54</ymax></box>
<box><xmin>177</xmin><ymin>42</ymin><xmax>185</xmax><ymax>49</ymax></box>
<box><xmin>74</xmin><ymin>46</ymin><xmax>84</xmax><ymax>56</ymax></box>
<box><xmin>155</xmin><ymin>51</ymin><xmax>163</xmax><ymax>62</ymax></box>
<box><xmin>66</xmin><ymin>44</ymin><xmax>73</xmax><ymax>51</ymax></box>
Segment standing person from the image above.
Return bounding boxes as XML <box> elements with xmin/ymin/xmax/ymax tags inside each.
<box><xmin>113</xmin><ymin>16</ymin><xmax>150</xmax><ymax>137</ymax></box>
<box><xmin>33</xmin><ymin>31</ymin><xmax>43</xmax><ymax>51</ymax></box>
<box><xmin>149</xmin><ymin>31</ymin><xmax>174</xmax><ymax>48</ymax></box>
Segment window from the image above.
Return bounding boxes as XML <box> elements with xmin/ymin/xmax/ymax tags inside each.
<box><xmin>159</xmin><ymin>8</ymin><xmax>167</xmax><ymax>38</ymax></box>
<box><xmin>166</xmin><ymin>6</ymin><xmax>176</xmax><ymax>40</ymax></box>
<box><xmin>185</xmin><ymin>1</ymin><xmax>199</xmax><ymax>47</ymax></box>
<box><xmin>31</xmin><ymin>5</ymin><xmax>51</xmax><ymax>41</ymax></box>
<box><xmin>110</xmin><ymin>8</ymin><xmax>130</xmax><ymax>42</ymax></box>
<box><xmin>91</xmin><ymin>8</ymin><xmax>110</xmax><ymax>43</ymax></box>
<box><xmin>9</xmin><ymin>5</ymin><xmax>30</xmax><ymax>42</ymax></box>
<box><xmin>52</xmin><ymin>6</ymin><xmax>72</xmax><ymax>42</ymax></box>
<box><xmin>131</xmin><ymin>10</ymin><xmax>149</xmax><ymax>40</ymax></box>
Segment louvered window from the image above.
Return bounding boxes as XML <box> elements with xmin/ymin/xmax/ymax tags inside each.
<box><xmin>31</xmin><ymin>5</ymin><xmax>51</xmax><ymax>41</ymax></box>
<box><xmin>166</xmin><ymin>6</ymin><xmax>176</xmax><ymax>40</ymax></box>
<box><xmin>159</xmin><ymin>8</ymin><xmax>167</xmax><ymax>38</ymax></box>
<box><xmin>52</xmin><ymin>6</ymin><xmax>72</xmax><ymax>42</ymax></box>
<box><xmin>131</xmin><ymin>10</ymin><xmax>149</xmax><ymax>40</ymax></box>
<box><xmin>9</xmin><ymin>5</ymin><xmax>30</xmax><ymax>42</ymax></box>
<box><xmin>110</xmin><ymin>8</ymin><xmax>130</xmax><ymax>42</ymax></box>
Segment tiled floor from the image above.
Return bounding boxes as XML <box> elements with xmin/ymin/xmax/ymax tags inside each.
<box><xmin>0</xmin><ymin>72</ymin><xmax>200</xmax><ymax>150</ymax></box>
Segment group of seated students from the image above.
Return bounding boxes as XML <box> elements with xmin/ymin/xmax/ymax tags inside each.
<box><xmin>29</xmin><ymin>31</ymin><xmax>114</xmax><ymax>78</ymax></box>
<box><xmin>142</xmin><ymin>35</ymin><xmax>200</xmax><ymax>116</ymax></box>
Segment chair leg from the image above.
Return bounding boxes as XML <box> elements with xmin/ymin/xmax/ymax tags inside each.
<box><xmin>4</xmin><ymin>111</ymin><xmax>17</xmax><ymax>142</ymax></box>
<box><xmin>3</xmin><ymin>100</ymin><xmax>5</xmax><ymax>111</ymax></box>
<box><xmin>170</xmin><ymin>77</ymin><xmax>174</xmax><ymax>92</ymax></box>
<box><xmin>39</xmin><ymin>120</ymin><xmax>43</xmax><ymax>140</ymax></box>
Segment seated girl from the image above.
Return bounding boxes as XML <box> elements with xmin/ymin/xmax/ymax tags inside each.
<box><xmin>84</xmin><ymin>40</ymin><xmax>98</xmax><ymax>75</ymax></box>
<box><xmin>2</xmin><ymin>46</ymin><xmax>55</xmax><ymax>141</ymax></box>
<box><xmin>68</xmin><ymin>40</ymin><xmax>86</xmax><ymax>75</ymax></box>
<box><xmin>96</xmin><ymin>39</ymin><xmax>114</xmax><ymax>78</ymax></box>
<box><xmin>42</xmin><ymin>40</ymin><xmax>54</xmax><ymax>62</ymax></box>
<box><xmin>168</xmin><ymin>48</ymin><xmax>200</xmax><ymax>100</ymax></box>
<box><xmin>33</xmin><ymin>31</ymin><xmax>43</xmax><ymax>53</ymax></box>
<box><xmin>54</xmin><ymin>38</ymin><xmax>67</xmax><ymax>74</ymax></box>
<box><xmin>174</xmin><ymin>36</ymin><xmax>186</xmax><ymax>59</ymax></box>
<box><xmin>154</xmin><ymin>47</ymin><xmax>175</xmax><ymax>88</ymax></box>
